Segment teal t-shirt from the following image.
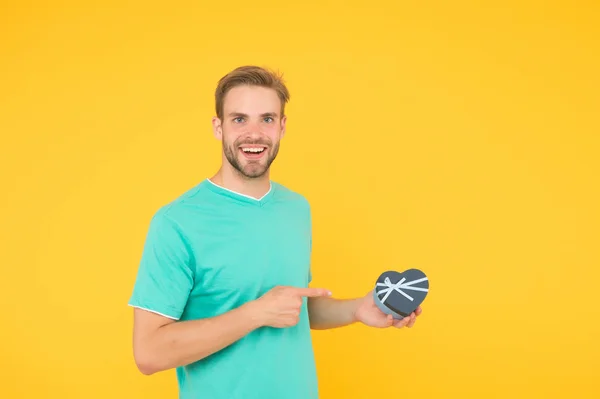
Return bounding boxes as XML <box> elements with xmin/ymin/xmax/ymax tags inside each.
<box><xmin>128</xmin><ymin>179</ymin><xmax>318</xmax><ymax>399</ymax></box>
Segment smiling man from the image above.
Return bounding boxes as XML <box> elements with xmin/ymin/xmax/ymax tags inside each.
<box><xmin>127</xmin><ymin>65</ymin><xmax>422</xmax><ymax>399</ymax></box>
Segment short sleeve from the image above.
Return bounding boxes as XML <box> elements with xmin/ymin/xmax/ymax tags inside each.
<box><xmin>128</xmin><ymin>210</ymin><xmax>194</xmax><ymax>320</ymax></box>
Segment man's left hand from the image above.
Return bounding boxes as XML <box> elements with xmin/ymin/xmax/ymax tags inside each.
<box><xmin>353</xmin><ymin>290</ymin><xmax>422</xmax><ymax>328</ymax></box>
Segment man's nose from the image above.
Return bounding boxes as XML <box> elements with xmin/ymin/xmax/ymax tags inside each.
<box><xmin>244</xmin><ymin>120</ymin><xmax>262</xmax><ymax>136</ymax></box>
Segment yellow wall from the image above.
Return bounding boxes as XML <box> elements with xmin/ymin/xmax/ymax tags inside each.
<box><xmin>2</xmin><ymin>1</ymin><xmax>599</xmax><ymax>398</ymax></box>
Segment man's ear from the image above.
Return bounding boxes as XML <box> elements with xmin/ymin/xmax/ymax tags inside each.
<box><xmin>212</xmin><ymin>116</ymin><xmax>222</xmax><ymax>140</ymax></box>
<box><xmin>280</xmin><ymin>115</ymin><xmax>287</xmax><ymax>138</ymax></box>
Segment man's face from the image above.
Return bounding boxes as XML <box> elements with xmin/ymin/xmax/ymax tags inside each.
<box><xmin>213</xmin><ymin>85</ymin><xmax>286</xmax><ymax>179</ymax></box>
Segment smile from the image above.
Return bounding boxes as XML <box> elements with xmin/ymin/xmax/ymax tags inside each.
<box><xmin>241</xmin><ymin>147</ymin><xmax>265</xmax><ymax>154</ymax></box>
<box><xmin>239</xmin><ymin>146</ymin><xmax>267</xmax><ymax>159</ymax></box>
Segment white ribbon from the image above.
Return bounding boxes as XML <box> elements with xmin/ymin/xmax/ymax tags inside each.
<box><xmin>376</xmin><ymin>276</ymin><xmax>428</xmax><ymax>303</ymax></box>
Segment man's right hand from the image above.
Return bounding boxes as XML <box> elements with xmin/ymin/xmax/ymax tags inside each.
<box><xmin>250</xmin><ymin>286</ymin><xmax>331</xmax><ymax>328</ymax></box>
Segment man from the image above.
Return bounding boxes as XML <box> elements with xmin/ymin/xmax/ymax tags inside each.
<box><xmin>128</xmin><ymin>65</ymin><xmax>422</xmax><ymax>398</ymax></box>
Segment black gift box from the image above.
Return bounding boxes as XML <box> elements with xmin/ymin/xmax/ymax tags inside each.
<box><xmin>373</xmin><ymin>269</ymin><xmax>429</xmax><ymax>319</ymax></box>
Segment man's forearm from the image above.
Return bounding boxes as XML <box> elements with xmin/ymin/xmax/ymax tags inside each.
<box><xmin>307</xmin><ymin>296</ymin><xmax>361</xmax><ymax>329</ymax></box>
<box><xmin>134</xmin><ymin>302</ymin><xmax>262</xmax><ymax>375</ymax></box>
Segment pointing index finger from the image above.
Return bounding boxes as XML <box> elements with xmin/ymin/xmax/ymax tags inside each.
<box><xmin>295</xmin><ymin>287</ymin><xmax>332</xmax><ymax>297</ymax></box>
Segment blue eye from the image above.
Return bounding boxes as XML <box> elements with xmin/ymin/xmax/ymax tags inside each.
<box><xmin>264</xmin><ymin>117</ymin><xmax>273</xmax><ymax>123</ymax></box>
<box><xmin>233</xmin><ymin>117</ymin><xmax>244</xmax><ymax>123</ymax></box>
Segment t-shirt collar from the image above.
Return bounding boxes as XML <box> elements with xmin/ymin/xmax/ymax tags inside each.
<box><xmin>204</xmin><ymin>178</ymin><xmax>274</xmax><ymax>206</ymax></box>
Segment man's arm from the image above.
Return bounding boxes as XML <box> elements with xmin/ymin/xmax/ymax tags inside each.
<box><xmin>132</xmin><ymin>302</ymin><xmax>261</xmax><ymax>375</ymax></box>
<box><xmin>306</xmin><ymin>296</ymin><xmax>362</xmax><ymax>330</ymax></box>
<box><xmin>307</xmin><ymin>292</ymin><xmax>420</xmax><ymax>330</ymax></box>
<box><xmin>132</xmin><ymin>286</ymin><xmax>331</xmax><ymax>375</ymax></box>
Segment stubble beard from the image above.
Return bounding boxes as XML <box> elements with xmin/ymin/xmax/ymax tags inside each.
<box><xmin>223</xmin><ymin>138</ymin><xmax>280</xmax><ymax>179</ymax></box>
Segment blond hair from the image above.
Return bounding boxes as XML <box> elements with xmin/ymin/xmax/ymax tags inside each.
<box><xmin>214</xmin><ymin>65</ymin><xmax>290</xmax><ymax>119</ymax></box>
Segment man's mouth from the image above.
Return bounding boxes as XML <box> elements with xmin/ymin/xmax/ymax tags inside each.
<box><xmin>240</xmin><ymin>146</ymin><xmax>267</xmax><ymax>159</ymax></box>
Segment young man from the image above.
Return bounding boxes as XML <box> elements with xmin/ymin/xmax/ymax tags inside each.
<box><xmin>128</xmin><ymin>65</ymin><xmax>422</xmax><ymax>398</ymax></box>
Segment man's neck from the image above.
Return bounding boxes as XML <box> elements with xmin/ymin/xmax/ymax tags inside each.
<box><xmin>210</xmin><ymin>167</ymin><xmax>271</xmax><ymax>200</ymax></box>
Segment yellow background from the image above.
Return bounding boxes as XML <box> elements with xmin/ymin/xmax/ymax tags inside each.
<box><xmin>2</xmin><ymin>1</ymin><xmax>599</xmax><ymax>398</ymax></box>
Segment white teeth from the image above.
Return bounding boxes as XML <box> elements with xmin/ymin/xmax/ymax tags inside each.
<box><xmin>242</xmin><ymin>147</ymin><xmax>265</xmax><ymax>153</ymax></box>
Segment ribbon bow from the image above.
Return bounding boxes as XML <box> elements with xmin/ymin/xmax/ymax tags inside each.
<box><xmin>376</xmin><ymin>276</ymin><xmax>428</xmax><ymax>304</ymax></box>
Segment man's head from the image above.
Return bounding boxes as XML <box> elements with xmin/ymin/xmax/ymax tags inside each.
<box><xmin>212</xmin><ymin>65</ymin><xmax>290</xmax><ymax>179</ymax></box>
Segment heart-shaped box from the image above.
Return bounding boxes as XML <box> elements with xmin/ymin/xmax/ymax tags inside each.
<box><xmin>373</xmin><ymin>269</ymin><xmax>429</xmax><ymax>319</ymax></box>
